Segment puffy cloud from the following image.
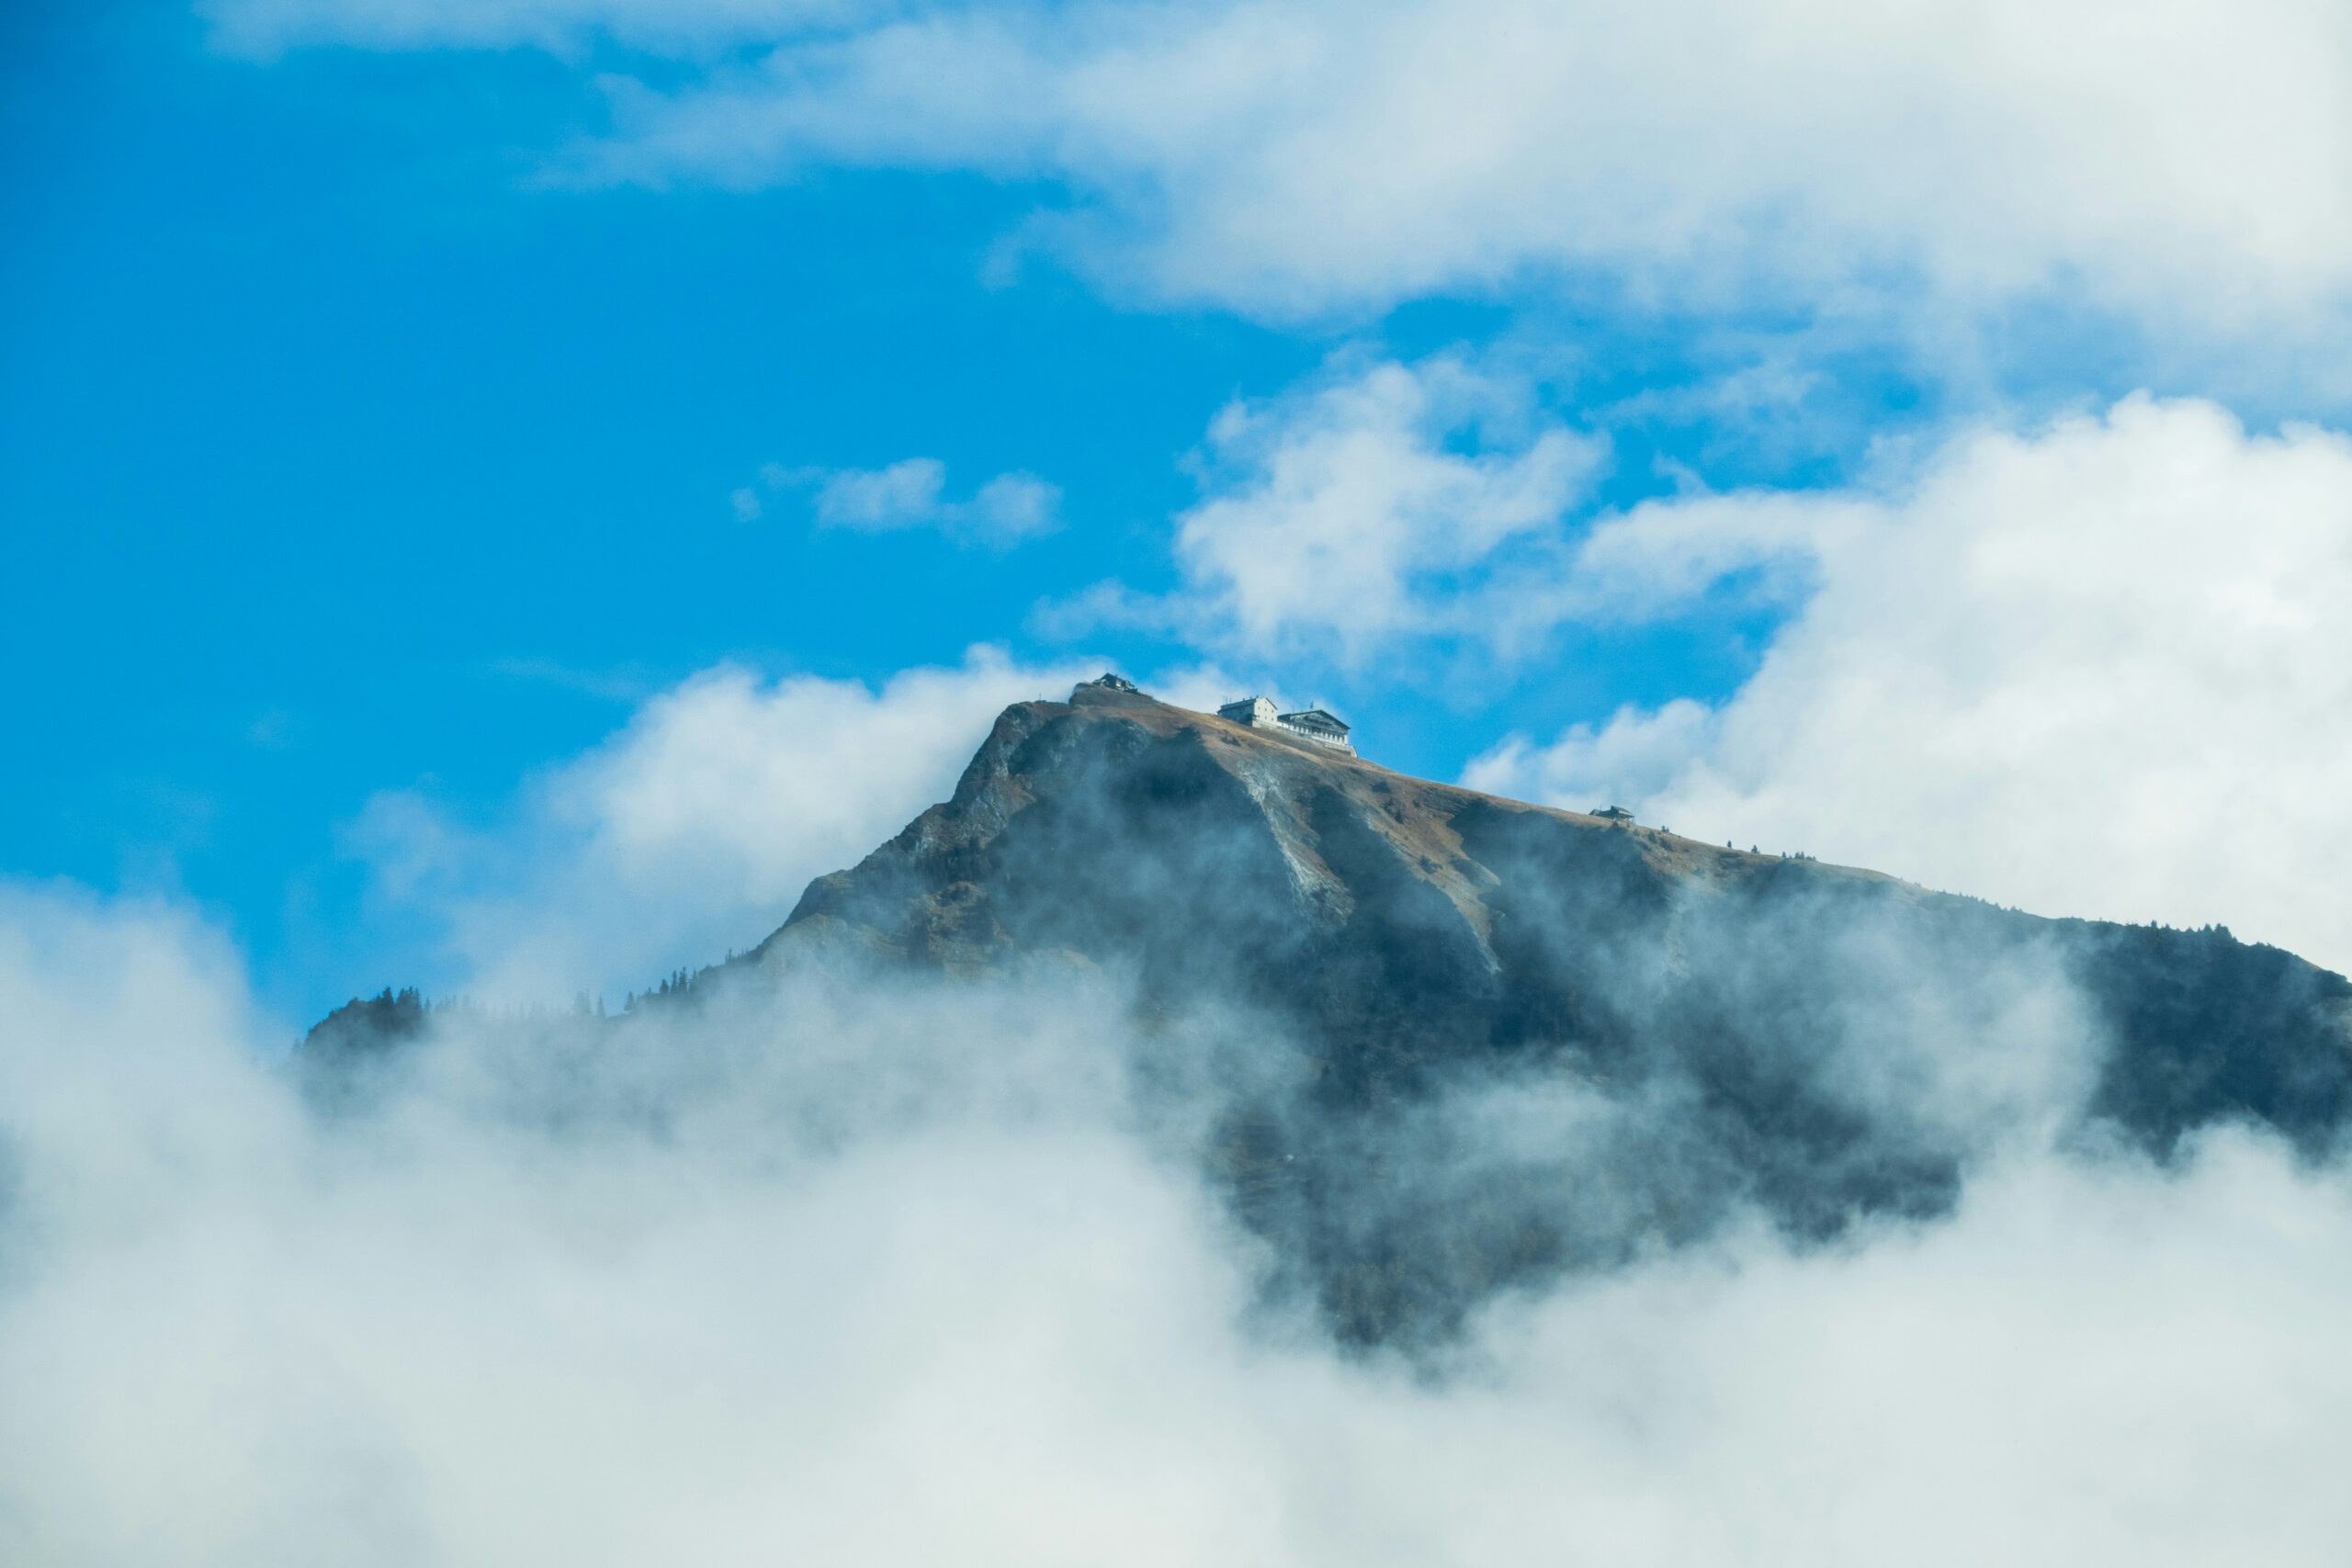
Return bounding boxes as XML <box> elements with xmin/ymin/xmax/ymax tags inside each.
<box><xmin>1055</xmin><ymin>355</ymin><xmax>1605</xmax><ymax>666</ymax></box>
<box><xmin>350</xmin><ymin>646</ymin><xmax>1093</xmax><ymax>1000</ymax></box>
<box><xmin>0</xmin><ymin>886</ymin><xmax>296</xmax><ymax>1227</ymax></box>
<box><xmin>1467</xmin><ymin>394</ymin><xmax>2352</xmax><ymax>974</ymax></box>
<box><xmin>528</xmin><ymin>0</ymin><xmax>2352</xmax><ymax>353</ymax></box>
<box><xmin>963</xmin><ymin>471</ymin><xmax>1062</xmax><ymax>541</ymax></box>
<box><xmin>1470</xmin><ymin>698</ymin><xmax>1718</xmax><ymax>820</ymax></box>
<box><xmin>804</xmin><ymin>457</ymin><xmax>952</xmax><ymax>528</ymax></box>
<box><xmin>743</xmin><ymin>457</ymin><xmax>1062</xmax><ymax>547</ymax></box>
<box><xmin>205</xmin><ymin>1</ymin><xmax>2352</xmax><ymax>367</ymax></box>
<box><xmin>6</xmin><ymin>886</ymin><xmax>2352</xmax><ymax>1564</ymax></box>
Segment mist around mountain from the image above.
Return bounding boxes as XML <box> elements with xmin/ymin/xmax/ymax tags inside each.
<box><xmin>13</xmin><ymin>681</ymin><xmax>2352</xmax><ymax>1563</ymax></box>
<box><xmin>302</xmin><ymin>681</ymin><xmax>2352</xmax><ymax>1349</ymax></box>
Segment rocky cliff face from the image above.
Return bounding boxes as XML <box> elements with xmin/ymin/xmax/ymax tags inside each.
<box><xmin>748</xmin><ymin>682</ymin><xmax>2352</xmax><ymax>1341</ymax></box>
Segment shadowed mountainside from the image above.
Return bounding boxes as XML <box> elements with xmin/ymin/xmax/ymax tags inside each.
<box><xmin>749</xmin><ymin>680</ymin><xmax>2352</xmax><ymax>1338</ymax></box>
<box><xmin>769</xmin><ymin>681</ymin><xmax>2351</xmax><ymax>1136</ymax></box>
<box><xmin>311</xmin><ymin>679</ymin><xmax>2352</xmax><ymax>1345</ymax></box>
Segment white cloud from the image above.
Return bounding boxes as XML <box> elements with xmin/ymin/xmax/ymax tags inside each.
<box><xmin>1469</xmin><ymin>699</ymin><xmax>1719</xmax><ymax>820</ymax></box>
<box><xmin>1467</xmin><ymin>394</ymin><xmax>2352</xmax><ymax>974</ymax></box>
<box><xmin>744</xmin><ymin>457</ymin><xmax>1062</xmax><ymax>547</ymax></box>
<box><xmin>527</xmin><ymin>0</ymin><xmax>2352</xmax><ymax>355</ymax></box>
<box><xmin>350</xmin><ymin>646</ymin><xmax>1093</xmax><ymax>1000</ymax></box>
<box><xmin>0</xmin><ymin>886</ymin><xmax>296</xmax><ymax>1225</ymax></box>
<box><xmin>6</xmin><ymin>885</ymin><xmax>2352</xmax><ymax>1564</ymax></box>
<box><xmin>808</xmin><ymin>457</ymin><xmax>951</xmax><ymax>528</ymax></box>
<box><xmin>207</xmin><ymin>1</ymin><xmax>2352</xmax><ymax>368</ymax></box>
<box><xmin>966</xmin><ymin>471</ymin><xmax>1061</xmax><ymax>541</ymax></box>
<box><xmin>1059</xmin><ymin>355</ymin><xmax>1605</xmax><ymax>666</ymax></box>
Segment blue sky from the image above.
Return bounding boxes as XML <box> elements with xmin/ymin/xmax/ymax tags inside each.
<box><xmin>9</xmin><ymin>0</ymin><xmax>2352</xmax><ymax>1017</ymax></box>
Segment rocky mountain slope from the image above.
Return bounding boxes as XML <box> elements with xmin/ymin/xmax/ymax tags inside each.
<box><xmin>742</xmin><ymin>678</ymin><xmax>2352</xmax><ymax>1338</ymax></box>
<box><xmin>315</xmin><ymin>677</ymin><xmax>2352</xmax><ymax>1343</ymax></box>
<box><xmin>767</xmin><ymin>679</ymin><xmax>2350</xmax><ymax>1138</ymax></box>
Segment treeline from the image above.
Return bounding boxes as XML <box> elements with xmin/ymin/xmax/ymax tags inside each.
<box><xmin>303</xmin><ymin>948</ymin><xmax>753</xmax><ymax>1058</ymax></box>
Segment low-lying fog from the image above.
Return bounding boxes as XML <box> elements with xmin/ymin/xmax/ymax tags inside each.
<box><xmin>4</xmin><ymin>884</ymin><xmax>2349</xmax><ymax>1566</ymax></box>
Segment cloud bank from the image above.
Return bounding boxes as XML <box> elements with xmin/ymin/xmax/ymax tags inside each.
<box><xmin>215</xmin><ymin>0</ymin><xmax>2352</xmax><ymax>365</ymax></box>
<box><xmin>1468</xmin><ymin>394</ymin><xmax>2352</xmax><ymax>973</ymax></box>
<box><xmin>1048</xmin><ymin>354</ymin><xmax>1605</xmax><ymax>666</ymax></box>
<box><xmin>6</xmin><ymin>882</ymin><xmax>2352</xmax><ymax>1565</ymax></box>
<box><xmin>351</xmin><ymin>646</ymin><xmax>1091</xmax><ymax>1001</ymax></box>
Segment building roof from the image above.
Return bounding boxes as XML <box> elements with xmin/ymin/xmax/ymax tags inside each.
<box><xmin>1592</xmin><ymin>805</ymin><xmax>1634</xmax><ymax>820</ymax></box>
<box><xmin>1278</xmin><ymin>707</ymin><xmax>1350</xmax><ymax>734</ymax></box>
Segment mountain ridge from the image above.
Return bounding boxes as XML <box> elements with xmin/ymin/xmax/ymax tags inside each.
<box><xmin>763</xmin><ymin>679</ymin><xmax>1917</xmax><ymax>986</ymax></box>
<box><xmin>752</xmin><ymin>680</ymin><xmax>2348</xmax><ymax>1128</ymax></box>
<box><xmin>307</xmin><ymin>678</ymin><xmax>2352</xmax><ymax>1343</ymax></box>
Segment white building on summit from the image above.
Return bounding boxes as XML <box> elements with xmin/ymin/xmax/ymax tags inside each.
<box><xmin>1218</xmin><ymin>696</ymin><xmax>1355</xmax><ymax>754</ymax></box>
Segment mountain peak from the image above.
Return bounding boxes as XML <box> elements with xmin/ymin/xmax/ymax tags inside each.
<box><xmin>770</xmin><ymin>678</ymin><xmax>1899</xmax><ymax>988</ymax></box>
<box><xmin>299</xmin><ymin>681</ymin><xmax>2352</xmax><ymax>1344</ymax></box>
<box><xmin>746</xmin><ymin>680</ymin><xmax>2351</xmax><ymax>1339</ymax></box>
